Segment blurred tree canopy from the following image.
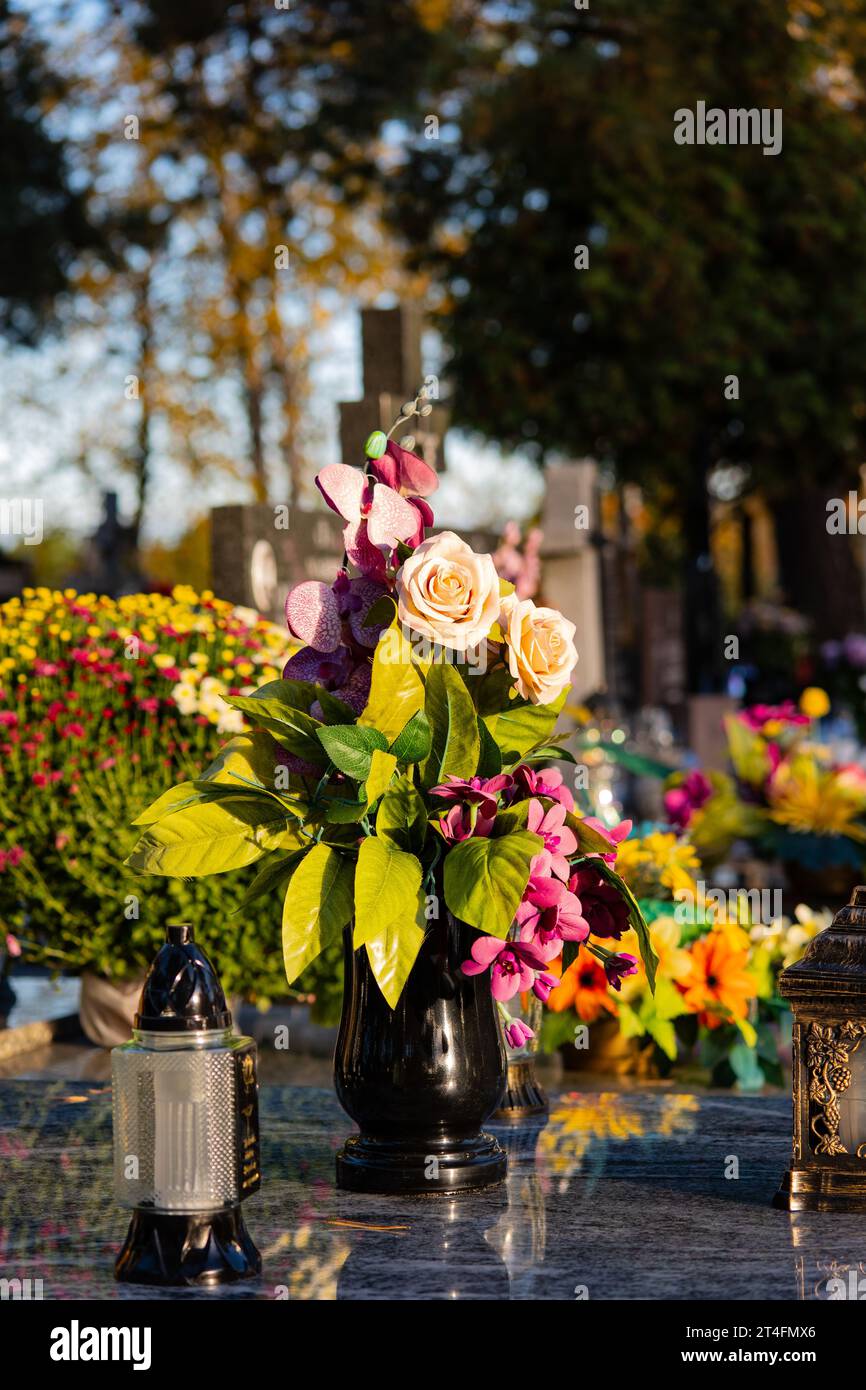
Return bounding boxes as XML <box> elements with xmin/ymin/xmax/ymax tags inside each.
<box><xmin>0</xmin><ymin>0</ymin><xmax>96</xmax><ymax>342</ymax></box>
<box><xmin>381</xmin><ymin>0</ymin><xmax>866</xmax><ymax>666</ymax></box>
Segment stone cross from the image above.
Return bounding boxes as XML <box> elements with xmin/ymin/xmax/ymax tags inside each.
<box><xmin>338</xmin><ymin>305</ymin><xmax>450</xmax><ymax>472</ymax></box>
<box><xmin>210</xmin><ymin>306</ymin><xmax>450</xmax><ymax>621</ymax></box>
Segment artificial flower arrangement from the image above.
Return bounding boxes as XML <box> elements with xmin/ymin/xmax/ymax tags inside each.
<box><xmin>0</xmin><ymin>585</ymin><xmax>295</xmax><ymax>1001</ymax></box>
<box><xmin>126</xmin><ymin>395</ymin><xmax>656</xmax><ymax>1039</ymax></box>
<box><xmin>540</xmin><ymin>823</ymin><xmax>830</xmax><ymax>1088</ymax></box>
<box><xmin>663</xmin><ymin>691</ymin><xmax>866</xmax><ymax>876</ymax></box>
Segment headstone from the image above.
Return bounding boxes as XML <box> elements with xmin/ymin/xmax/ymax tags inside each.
<box><xmin>640</xmin><ymin>588</ymin><xmax>686</xmax><ymax>711</ymax></box>
<box><xmin>537</xmin><ymin>461</ymin><xmax>606</xmax><ymax>702</ymax></box>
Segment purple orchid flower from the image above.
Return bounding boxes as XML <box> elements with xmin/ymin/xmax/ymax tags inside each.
<box><xmin>603</xmin><ymin>952</ymin><xmax>638</xmax><ymax>992</ymax></box>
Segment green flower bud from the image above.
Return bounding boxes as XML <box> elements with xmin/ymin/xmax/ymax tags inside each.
<box><xmin>364</xmin><ymin>430</ymin><xmax>387</xmax><ymax>460</ymax></box>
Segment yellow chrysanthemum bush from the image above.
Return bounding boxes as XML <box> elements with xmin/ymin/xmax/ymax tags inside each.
<box><xmin>0</xmin><ymin>585</ymin><xmax>301</xmax><ymax>1002</ymax></box>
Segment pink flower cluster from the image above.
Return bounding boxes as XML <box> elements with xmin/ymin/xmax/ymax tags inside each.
<box><xmin>316</xmin><ymin>440</ymin><xmax>438</xmax><ymax>583</ymax></box>
<box><xmin>283</xmin><ymin>571</ymin><xmax>389</xmax><ymax>714</ymax></box>
<box><xmin>438</xmin><ymin>766</ymin><xmax>637</xmax><ymax>1042</ymax></box>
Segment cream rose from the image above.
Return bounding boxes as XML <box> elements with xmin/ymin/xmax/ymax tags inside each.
<box><xmin>500</xmin><ymin>594</ymin><xmax>578</xmax><ymax>705</ymax></box>
<box><xmin>395</xmin><ymin>531</ymin><xmax>500</xmax><ymax>652</ymax></box>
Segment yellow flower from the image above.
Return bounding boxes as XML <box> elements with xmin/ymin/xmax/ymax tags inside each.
<box><xmin>799</xmin><ymin>686</ymin><xmax>830</xmax><ymax>720</ymax></box>
<box><xmin>615</xmin><ymin>832</ymin><xmax>700</xmax><ymax>900</ymax></box>
<box><xmin>768</xmin><ymin>755</ymin><xmax>866</xmax><ymax>839</ymax></box>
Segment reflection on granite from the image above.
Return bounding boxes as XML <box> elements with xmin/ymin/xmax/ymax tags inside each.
<box><xmin>5</xmin><ymin>1081</ymin><xmax>866</xmax><ymax>1299</ymax></box>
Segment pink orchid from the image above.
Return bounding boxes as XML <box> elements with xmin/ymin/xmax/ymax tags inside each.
<box><xmin>509</xmin><ymin>763</ymin><xmax>575</xmax><ymax>812</ymax></box>
<box><xmin>370</xmin><ymin>439</ymin><xmax>438</xmax><ymax>499</ymax></box>
<box><xmin>369</xmin><ymin>441</ymin><xmax>438</xmax><ymax>545</ymax></box>
<box><xmin>435</xmin><ymin>803</ymin><xmax>494</xmax><ymax>843</ymax></box>
<box><xmin>582</xmin><ymin>815</ymin><xmax>633</xmax><ymax>864</ymax></box>
<box><xmin>516</xmin><ymin>874</ymin><xmax>589</xmax><ymax>956</ymax></box>
<box><xmin>532</xmin><ymin>971</ymin><xmax>558</xmax><ymax>1003</ymax></box>
<box><xmin>526</xmin><ymin>798</ymin><xmax>578</xmax><ymax>880</ymax></box>
<box><xmin>505</xmin><ymin>1018</ymin><xmax>535</xmax><ymax>1049</ymax></box>
<box><xmin>431</xmin><ymin>773</ymin><xmax>513</xmax><ymax>819</ymax></box>
<box><xmin>316</xmin><ymin>464</ymin><xmax>422</xmax><ymax>579</ymax></box>
<box><xmin>461</xmin><ymin>935</ymin><xmax>550</xmax><ymax>1002</ymax></box>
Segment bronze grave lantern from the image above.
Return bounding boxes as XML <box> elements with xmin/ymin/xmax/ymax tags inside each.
<box><xmin>775</xmin><ymin>886</ymin><xmax>866</xmax><ymax>1212</ymax></box>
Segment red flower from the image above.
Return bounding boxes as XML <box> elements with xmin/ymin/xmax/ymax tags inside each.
<box><xmin>32</xmin><ymin>772</ymin><xmax>48</xmax><ymax>787</ymax></box>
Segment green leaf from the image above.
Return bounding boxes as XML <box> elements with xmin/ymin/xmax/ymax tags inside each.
<box><xmin>325</xmin><ymin>796</ymin><xmax>369</xmax><ymax>823</ymax></box>
<box><xmin>523</xmin><ymin>745</ymin><xmax>578</xmax><ymax>765</ymax></box>
<box><xmin>359</xmin><ymin>619</ymin><xmax>425</xmax><ymax>743</ymax></box>
<box><xmin>227</xmin><ymin>688</ymin><xmax>324</xmax><ymax>763</ymax></box>
<box><xmin>353</xmin><ymin>836</ymin><xmax>423</xmax><ymax>948</ymax></box>
<box><xmin>443</xmin><ymin>830</ymin><xmax>542</xmax><ymax>938</ymax></box>
<box><xmin>420</xmin><ymin>663</ymin><xmax>481</xmax><ymax>789</ymax></box>
<box><xmin>564</xmin><ymin>810</ymin><xmax>622</xmax><ymax>856</ymax></box>
<box><xmin>362</xmin><ymin>889</ymin><xmax>426</xmax><ymax>1009</ymax></box>
<box><xmin>478</xmin><ymin>669</ymin><xmax>566</xmax><ymax>765</ymax></box>
<box><xmin>389</xmin><ymin>709</ymin><xmax>432</xmax><ymax>764</ymax></box>
<box><xmin>317</xmin><ymin>723</ymin><xmax>389</xmax><ymax>780</ymax></box>
<box><xmin>363</xmin><ymin>593</ymin><xmax>397</xmax><ymax>629</ymax></box>
<box><xmin>234</xmin><ymin>851</ymin><xmax>304</xmax><ymax>915</ymax></box>
<box><xmin>315</xmin><ymin>689</ymin><xmax>357</xmax><ymax>725</ymax></box>
<box><xmin>476</xmin><ymin>715</ymin><xmax>503</xmax><ymax>778</ymax></box>
<box><xmin>646</xmin><ymin>1017</ymin><xmax>679</xmax><ymax>1061</ymax></box>
<box><xmin>132</xmin><ymin>782</ymin><xmax>205</xmax><ymax>826</ymax></box>
<box><xmin>590</xmin><ymin>858</ymin><xmax>659</xmax><ymax>992</ymax></box>
<box><xmin>376</xmin><ymin>774</ymin><xmax>428</xmax><ymax>854</ymax></box>
<box><xmin>125</xmin><ymin>798</ymin><xmax>294</xmax><ymax>877</ymax></box>
<box><xmin>281</xmin><ymin>844</ymin><xmax>355</xmax><ymax>985</ymax></box>
<box><xmin>365</xmin><ymin>748</ymin><xmax>398</xmax><ymax>805</ymax></box>
<box><xmin>198</xmin><ymin>730</ymin><xmax>290</xmax><ymax>794</ymax></box>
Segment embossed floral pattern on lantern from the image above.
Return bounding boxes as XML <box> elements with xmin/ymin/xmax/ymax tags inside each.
<box><xmin>806</xmin><ymin>1021</ymin><xmax>866</xmax><ymax>1156</ymax></box>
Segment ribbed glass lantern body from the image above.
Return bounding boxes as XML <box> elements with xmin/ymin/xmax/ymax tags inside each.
<box><xmin>112</xmin><ymin>1029</ymin><xmax>258</xmax><ymax>1214</ymax></box>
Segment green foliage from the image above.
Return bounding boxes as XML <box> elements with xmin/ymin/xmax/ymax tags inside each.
<box><xmin>443</xmin><ymin>830</ymin><xmax>541</xmax><ymax>939</ymax></box>
<box><xmin>389</xmin><ymin>709</ymin><xmax>432</xmax><ymax>764</ymax></box>
<box><xmin>358</xmin><ymin>619</ymin><xmax>425</xmax><ymax>743</ymax></box>
<box><xmin>353</xmin><ymin>837</ymin><xmax>425</xmax><ymax>1006</ymax></box>
<box><xmin>420</xmin><ymin>663</ymin><xmax>481</xmax><ymax>788</ymax></box>
<box><xmin>281</xmin><ymin>844</ymin><xmax>354</xmax><ymax>985</ymax></box>
<box><xmin>477</xmin><ymin>669</ymin><xmax>565</xmax><ymax>766</ymax></box>
<box><xmin>590</xmin><ymin>857</ymin><xmax>660</xmax><ymax>992</ymax></box>
<box><xmin>126</xmin><ymin>795</ymin><xmax>301</xmax><ymax>876</ymax></box>
<box><xmin>316</xmin><ymin>723</ymin><xmax>388</xmax><ymax>780</ymax></box>
<box><xmin>227</xmin><ymin>682</ymin><xmax>325</xmax><ymax>763</ymax></box>
<box><xmin>376</xmin><ymin>775</ymin><xmax>427</xmax><ymax>855</ymax></box>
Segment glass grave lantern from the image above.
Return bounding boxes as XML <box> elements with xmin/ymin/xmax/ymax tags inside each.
<box><xmin>775</xmin><ymin>886</ymin><xmax>866</xmax><ymax>1212</ymax></box>
<box><xmin>112</xmin><ymin>924</ymin><xmax>262</xmax><ymax>1285</ymax></box>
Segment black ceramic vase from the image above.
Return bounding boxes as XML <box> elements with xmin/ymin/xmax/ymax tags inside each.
<box><xmin>334</xmin><ymin>908</ymin><xmax>507</xmax><ymax>1195</ymax></box>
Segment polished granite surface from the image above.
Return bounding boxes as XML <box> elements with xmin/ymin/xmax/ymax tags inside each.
<box><xmin>1</xmin><ymin>1080</ymin><xmax>865</xmax><ymax>1300</ymax></box>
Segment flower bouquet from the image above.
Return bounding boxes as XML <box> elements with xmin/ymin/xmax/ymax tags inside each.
<box><xmin>664</xmin><ymin>694</ymin><xmax>866</xmax><ymax>891</ymax></box>
<box><xmin>127</xmin><ymin>388</ymin><xmax>654</xmax><ymax>1193</ymax></box>
<box><xmin>541</xmin><ymin>825</ymin><xmax>830</xmax><ymax>1088</ymax></box>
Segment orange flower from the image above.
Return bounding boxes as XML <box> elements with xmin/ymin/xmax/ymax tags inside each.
<box><xmin>547</xmin><ymin>954</ymin><xmax>617</xmax><ymax>1023</ymax></box>
<box><xmin>679</xmin><ymin>931</ymin><xmax>757</xmax><ymax>1028</ymax></box>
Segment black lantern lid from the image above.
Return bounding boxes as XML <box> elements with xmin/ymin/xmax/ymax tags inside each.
<box><xmin>779</xmin><ymin>886</ymin><xmax>866</xmax><ymax>1005</ymax></box>
<box><xmin>135</xmin><ymin>924</ymin><xmax>232</xmax><ymax>1032</ymax></box>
